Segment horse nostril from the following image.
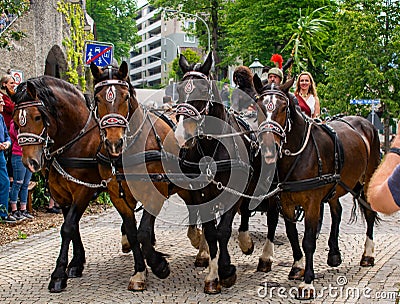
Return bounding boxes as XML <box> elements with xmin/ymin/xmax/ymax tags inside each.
<box><xmin>29</xmin><ymin>159</ymin><xmax>40</xmax><ymax>172</ymax></box>
<box><xmin>117</xmin><ymin>138</ymin><xmax>124</xmax><ymax>150</ymax></box>
<box><xmin>104</xmin><ymin>139</ymin><xmax>111</xmax><ymax>148</ymax></box>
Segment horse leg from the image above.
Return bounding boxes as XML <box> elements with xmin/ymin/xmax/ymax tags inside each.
<box><xmin>285</xmin><ymin>219</ymin><xmax>304</xmax><ymax>280</ymax></box>
<box><xmin>257</xmin><ymin>199</ymin><xmax>279</xmax><ymax>272</ymax></box>
<box><xmin>187</xmin><ymin>207</ymin><xmax>202</xmax><ymax>249</ymax></box>
<box><xmin>121</xmin><ymin>223</ymin><xmax>131</xmax><ymax>253</ymax></box>
<box><xmin>238</xmin><ymin>198</ymin><xmax>254</xmax><ymax>255</ymax></box>
<box><xmin>202</xmin><ymin>219</ymin><xmax>221</xmax><ymax>294</ymax></box>
<box><xmin>121</xmin><ymin>212</ymin><xmax>148</xmax><ymax>291</ymax></box>
<box><xmin>194</xmin><ymin>228</ymin><xmax>210</xmax><ymax>267</ymax></box>
<box><xmin>48</xmin><ymin>204</ymin><xmax>79</xmax><ymax>293</ymax></box>
<box><xmin>217</xmin><ymin>208</ymin><xmax>237</xmax><ymax>289</ymax></box>
<box><xmin>327</xmin><ymin>199</ymin><xmax>342</xmax><ymax>267</ymax></box>
<box><xmin>138</xmin><ymin>210</ymin><xmax>170</xmax><ymax>279</ymax></box>
<box><xmin>316</xmin><ymin>203</ymin><xmax>324</xmax><ymax>239</ymax></box>
<box><xmin>67</xmin><ymin>216</ymin><xmax>86</xmax><ymax>278</ymax></box>
<box><xmin>359</xmin><ymin>194</ymin><xmax>377</xmax><ymax>267</ymax></box>
<box><xmin>296</xmin><ymin>210</ymin><xmax>319</xmax><ymax>300</ymax></box>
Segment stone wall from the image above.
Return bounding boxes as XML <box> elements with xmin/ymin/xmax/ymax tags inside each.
<box><xmin>0</xmin><ymin>0</ymin><xmax>67</xmax><ymax>81</ymax></box>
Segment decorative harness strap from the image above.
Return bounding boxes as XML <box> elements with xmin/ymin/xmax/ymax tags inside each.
<box><xmin>93</xmin><ymin>79</ymin><xmax>131</xmax><ymax>130</ymax></box>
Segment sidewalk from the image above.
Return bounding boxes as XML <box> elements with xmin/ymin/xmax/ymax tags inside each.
<box><xmin>0</xmin><ymin>194</ymin><xmax>399</xmax><ymax>303</ymax></box>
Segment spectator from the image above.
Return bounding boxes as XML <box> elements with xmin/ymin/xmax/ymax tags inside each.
<box><xmin>368</xmin><ymin>124</ymin><xmax>400</xmax><ymax>214</ymax></box>
<box><xmin>9</xmin><ymin>121</ymin><xmax>34</xmax><ymax>220</ymax></box>
<box><xmin>0</xmin><ymin>97</ymin><xmax>13</xmax><ymax>223</ymax></box>
<box><xmin>220</xmin><ymin>82</ymin><xmax>230</xmax><ymax>107</ymax></box>
<box><xmin>294</xmin><ymin>72</ymin><xmax>321</xmax><ymax>119</ymax></box>
<box><xmin>47</xmin><ymin>197</ymin><xmax>61</xmax><ymax>214</ymax></box>
<box><xmin>0</xmin><ymin>75</ymin><xmax>16</xmax><ymax>178</ymax></box>
<box><xmin>0</xmin><ymin>75</ymin><xmax>16</xmax><ymax>130</ymax></box>
<box><xmin>0</xmin><ymin>11</ymin><xmax>8</xmax><ymax>32</ymax></box>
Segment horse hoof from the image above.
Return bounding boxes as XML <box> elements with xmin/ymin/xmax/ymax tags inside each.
<box><xmin>220</xmin><ymin>273</ymin><xmax>237</xmax><ymax>288</ymax></box>
<box><xmin>296</xmin><ymin>286</ymin><xmax>315</xmax><ymax>300</ymax></box>
<box><xmin>48</xmin><ymin>278</ymin><xmax>67</xmax><ymax>293</ymax></box>
<box><xmin>67</xmin><ymin>265</ymin><xmax>84</xmax><ymax>278</ymax></box>
<box><xmin>195</xmin><ymin>257</ymin><xmax>209</xmax><ymax>268</ymax></box>
<box><xmin>257</xmin><ymin>258</ymin><xmax>272</xmax><ymax>272</ymax></box>
<box><xmin>327</xmin><ymin>254</ymin><xmax>342</xmax><ymax>267</ymax></box>
<box><xmin>241</xmin><ymin>241</ymin><xmax>254</xmax><ymax>255</ymax></box>
<box><xmin>122</xmin><ymin>245</ymin><xmax>131</xmax><ymax>253</ymax></box>
<box><xmin>128</xmin><ymin>280</ymin><xmax>146</xmax><ymax>291</ymax></box>
<box><xmin>360</xmin><ymin>255</ymin><xmax>374</xmax><ymax>267</ymax></box>
<box><xmin>204</xmin><ymin>278</ymin><xmax>221</xmax><ymax>294</ymax></box>
<box><xmin>152</xmin><ymin>261</ymin><xmax>170</xmax><ymax>279</ymax></box>
<box><xmin>288</xmin><ymin>267</ymin><xmax>304</xmax><ymax>280</ymax></box>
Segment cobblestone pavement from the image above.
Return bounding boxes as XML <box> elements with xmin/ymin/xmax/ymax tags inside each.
<box><xmin>0</xmin><ymin>194</ymin><xmax>399</xmax><ymax>304</ymax></box>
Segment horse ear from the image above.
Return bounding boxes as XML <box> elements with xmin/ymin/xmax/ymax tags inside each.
<box><xmin>200</xmin><ymin>52</ymin><xmax>213</xmax><ymax>75</ymax></box>
<box><xmin>90</xmin><ymin>62</ymin><xmax>102</xmax><ymax>80</ymax></box>
<box><xmin>118</xmin><ymin>61</ymin><xmax>129</xmax><ymax>80</ymax></box>
<box><xmin>26</xmin><ymin>81</ymin><xmax>37</xmax><ymax>100</ymax></box>
<box><xmin>280</xmin><ymin>77</ymin><xmax>295</xmax><ymax>93</ymax></box>
<box><xmin>253</xmin><ymin>74</ymin><xmax>263</xmax><ymax>94</ymax></box>
<box><xmin>179</xmin><ymin>54</ymin><xmax>190</xmax><ymax>74</ymax></box>
<box><xmin>282</xmin><ymin>57</ymin><xmax>293</xmax><ymax>73</ymax></box>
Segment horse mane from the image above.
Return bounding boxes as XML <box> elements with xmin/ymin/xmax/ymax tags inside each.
<box><xmin>13</xmin><ymin>76</ymin><xmax>85</xmax><ymax>119</ymax></box>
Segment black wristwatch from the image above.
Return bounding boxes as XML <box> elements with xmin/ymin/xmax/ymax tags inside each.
<box><xmin>389</xmin><ymin>147</ymin><xmax>400</xmax><ymax>156</ymax></box>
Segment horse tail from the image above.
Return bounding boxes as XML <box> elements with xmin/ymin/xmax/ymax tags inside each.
<box><xmin>349</xmin><ymin>183</ymin><xmax>380</xmax><ymax>225</ymax></box>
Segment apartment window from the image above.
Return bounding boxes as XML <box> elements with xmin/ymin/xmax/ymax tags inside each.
<box><xmin>184</xmin><ymin>21</ymin><xmax>196</xmax><ymax>43</ymax></box>
<box><xmin>163</xmin><ymin>50</ymin><xmax>167</xmax><ymax>59</ymax></box>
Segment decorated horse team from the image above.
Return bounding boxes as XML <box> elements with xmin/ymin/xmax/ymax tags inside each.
<box><xmin>7</xmin><ymin>50</ymin><xmax>380</xmax><ymax>300</ymax></box>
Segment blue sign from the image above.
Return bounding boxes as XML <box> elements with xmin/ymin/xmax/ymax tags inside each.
<box><xmin>350</xmin><ymin>99</ymin><xmax>380</xmax><ymax>105</ymax></box>
<box><xmin>84</xmin><ymin>41</ymin><xmax>114</xmax><ymax>67</ymax></box>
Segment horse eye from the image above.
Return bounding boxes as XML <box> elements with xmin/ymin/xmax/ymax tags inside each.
<box><xmin>34</xmin><ymin>115</ymin><xmax>41</xmax><ymax>122</ymax></box>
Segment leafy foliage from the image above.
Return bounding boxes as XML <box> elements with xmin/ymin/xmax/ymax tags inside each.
<box><xmin>283</xmin><ymin>7</ymin><xmax>331</xmax><ymax>75</ymax></box>
<box><xmin>0</xmin><ymin>0</ymin><xmax>30</xmax><ymax>50</ymax></box>
<box><xmin>169</xmin><ymin>49</ymin><xmax>201</xmax><ymax>80</ymax></box>
<box><xmin>319</xmin><ymin>0</ymin><xmax>400</xmax><ymax>120</ymax></box>
<box><xmin>86</xmin><ymin>0</ymin><xmax>139</xmax><ymax>63</ymax></box>
<box><xmin>31</xmin><ymin>172</ymin><xmax>49</xmax><ymax>209</ymax></box>
<box><xmin>223</xmin><ymin>0</ymin><xmax>336</xmax><ymax>77</ymax></box>
<box><xmin>57</xmin><ymin>1</ymin><xmax>94</xmax><ymax>89</ymax></box>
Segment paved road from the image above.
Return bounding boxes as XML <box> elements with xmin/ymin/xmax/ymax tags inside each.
<box><xmin>0</xmin><ymin>194</ymin><xmax>399</xmax><ymax>304</ymax></box>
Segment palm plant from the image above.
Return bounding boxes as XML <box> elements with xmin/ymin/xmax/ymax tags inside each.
<box><xmin>284</xmin><ymin>7</ymin><xmax>330</xmax><ymax>76</ymax></box>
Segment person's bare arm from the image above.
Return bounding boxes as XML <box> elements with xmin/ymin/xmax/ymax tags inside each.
<box><xmin>313</xmin><ymin>96</ymin><xmax>321</xmax><ymax>119</ymax></box>
<box><xmin>368</xmin><ymin>131</ymin><xmax>400</xmax><ymax>214</ymax></box>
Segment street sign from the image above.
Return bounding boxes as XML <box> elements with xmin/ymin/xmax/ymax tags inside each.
<box><xmin>84</xmin><ymin>41</ymin><xmax>114</xmax><ymax>67</ymax></box>
<box><xmin>10</xmin><ymin>69</ymin><xmax>24</xmax><ymax>85</ymax></box>
<box><xmin>350</xmin><ymin>99</ymin><xmax>380</xmax><ymax>105</ymax></box>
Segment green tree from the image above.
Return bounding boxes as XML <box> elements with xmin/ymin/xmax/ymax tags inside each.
<box><xmin>169</xmin><ymin>49</ymin><xmax>201</xmax><ymax>80</ymax></box>
<box><xmin>86</xmin><ymin>0</ymin><xmax>139</xmax><ymax>63</ymax></box>
<box><xmin>319</xmin><ymin>0</ymin><xmax>400</xmax><ymax>150</ymax></box>
<box><xmin>223</xmin><ymin>0</ymin><xmax>336</xmax><ymax>82</ymax></box>
<box><xmin>0</xmin><ymin>0</ymin><xmax>30</xmax><ymax>49</ymax></box>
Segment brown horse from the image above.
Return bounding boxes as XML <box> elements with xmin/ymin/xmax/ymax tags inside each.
<box><xmin>10</xmin><ymin>77</ymin><xmax>107</xmax><ymax>293</ymax></box>
<box><xmin>240</xmin><ymin>73</ymin><xmax>379</xmax><ymax>299</ymax></box>
<box><xmin>173</xmin><ymin>53</ymin><xmax>286</xmax><ymax>294</ymax></box>
<box><xmin>90</xmin><ymin>61</ymin><xmax>211</xmax><ymax>291</ymax></box>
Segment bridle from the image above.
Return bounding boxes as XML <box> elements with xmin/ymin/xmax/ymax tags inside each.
<box><xmin>93</xmin><ymin>68</ymin><xmax>132</xmax><ymax>132</ymax></box>
<box><xmin>175</xmin><ymin>71</ymin><xmax>215</xmax><ymax>124</ymax></box>
<box><xmin>14</xmin><ymin>99</ymin><xmax>96</xmax><ymax>160</ymax></box>
<box><xmin>257</xmin><ymin>89</ymin><xmax>292</xmax><ymax>157</ymax></box>
<box><xmin>15</xmin><ymin>100</ymin><xmax>54</xmax><ymax>150</ymax></box>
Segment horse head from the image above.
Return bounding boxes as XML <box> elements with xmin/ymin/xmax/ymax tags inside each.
<box><xmin>175</xmin><ymin>52</ymin><xmax>224</xmax><ymax>148</ymax></box>
<box><xmin>10</xmin><ymin>80</ymin><xmax>53</xmax><ymax>172</ymax></box>
<box><xmin>255</xmin><ymin>77</ymin><xmax>295</xmax><ymax>164</ymax></box>
<box><xmin>90</xmin><ymin>61</ymin><xmax>137</xmax><ymax>157</ymax></box>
